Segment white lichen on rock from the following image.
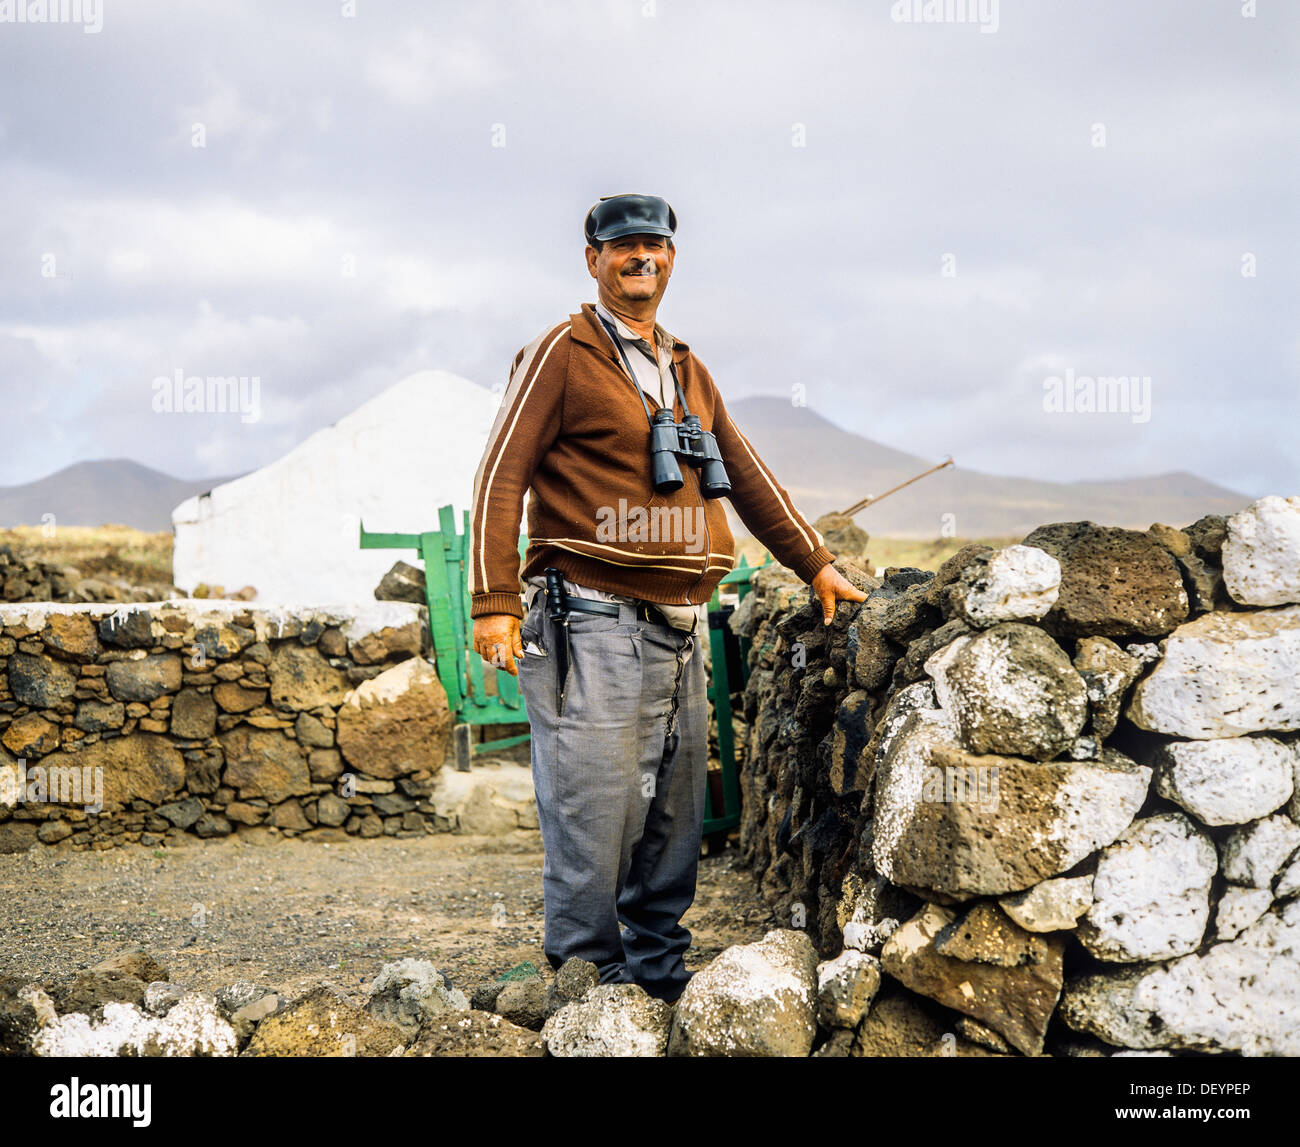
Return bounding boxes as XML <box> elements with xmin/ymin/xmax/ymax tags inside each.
<box><xmin>31</xmin><ymin>993</ymin><xmax>238</xmax><ymax>1057</ymax></box>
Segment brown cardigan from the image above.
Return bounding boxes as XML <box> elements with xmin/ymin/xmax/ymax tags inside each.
<box><xmin>469</xmin><ymin>302</ymin><xmax>836</xmax><ymax>620</ymax></box>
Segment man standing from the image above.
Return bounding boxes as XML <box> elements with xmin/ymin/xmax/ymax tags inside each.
<box><xmin>470</xmin><ymin>193</ymin><xmax>865</xmax><ymax>1003</ymax></box>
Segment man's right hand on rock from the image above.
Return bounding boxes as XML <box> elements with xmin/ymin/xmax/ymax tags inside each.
<box><xmin>472</xmin><ymin>613</ymin><xmax>524</xmax><ymax>676</ymax></box>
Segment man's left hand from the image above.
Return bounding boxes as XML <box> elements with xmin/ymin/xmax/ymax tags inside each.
<box><xmin>811</xmin><ymin>563</ymin><xmax>869</xmax><ymax>626</ymax></box>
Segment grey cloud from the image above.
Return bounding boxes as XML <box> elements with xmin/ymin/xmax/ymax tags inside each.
<box><xmin>0</xmin><ymin>0</ymin><xmax>1294</xmax><ymax>499</ymax></box>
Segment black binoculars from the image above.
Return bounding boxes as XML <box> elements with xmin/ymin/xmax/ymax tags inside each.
<box><xmin>649</xmin><ymin>408</ymin><xmax>731</xmax><ymax>497</ymax></box>
<box><xmin>591</xmin><ymin>306</ymin><xmax>731</xmax><ymax>500</ymax></box>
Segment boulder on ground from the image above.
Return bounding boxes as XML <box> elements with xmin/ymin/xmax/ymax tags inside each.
<box><xmin>544</xmin><ymin>957</ymin><xmax>599</xmax><ymax>1019</ymax></box>
<box><xmin>366</xmin><ymin>959</ymin><xmax>468</xmax><ymax>1039</ymax></box>
<box><xmin>668</xmin><ymin>930</ymin><xmax>818</xmax><ymax>1057</ymax></box>
<box><xmin>32</xmin><ymin>993</ymin><xmax>237</xmax><ymax>1057</ymax></box>
<box><xmin>815</xmin><ymin>949</ymin><xmax>882</xmax><ymax>1030</ymax></box>
<box><xmin>494</xmin><ymin>976</ymin><xmax>548</xmax><ymax>1031</ymax></box>
<box><xmin>405</xmin><ymin>1010</ymin><xmax>545</xmax><ymax>1057</ymax></box>
<box><xmin>542</xmin><ymin>984</ymin><xmax>673</xmax><ymax>1057</ymax></box>
<box><xmin>242</xmin><ymin>986</ymin><xmax>405</xmax><ymax>1057</ymax></box>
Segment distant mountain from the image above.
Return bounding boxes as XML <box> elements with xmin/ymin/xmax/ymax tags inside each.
<box><xmin>2</xmin><ymin>397</ymin><xmax>1262</xmax><ymax>541</ymax></box>
<box><xmin>722</xmin><ymin>396</ymin><xmax>1257</xmax><ymax>539</ymax></box>
<box><xmin>0</xmin><ymin>460</ymin><xmax>244</xmax><ymax>532</ymax></box>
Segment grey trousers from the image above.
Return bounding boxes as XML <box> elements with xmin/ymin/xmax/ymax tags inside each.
<box><xmin>515</xmin><ymin>592</ymin><xmax>709</xmax><ymax>1001</ymax></box>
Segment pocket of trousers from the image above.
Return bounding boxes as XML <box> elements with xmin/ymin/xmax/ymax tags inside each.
<box><xmin>557</xmin><ymin>617</ymin><xmax>642</xmax><ymax>726</ymax></box>
<box><xmin>520</xmin><ymin>597</ymin><xmax>548</xmax><ymax>654</ymax></box>
<box><xmin>564</xmin><ymin>609</ymin><xmax>628</xmax><ymax>635</ymax></box>
<box><xmin>520</xmin><ymin>622</ymin><xmax>546</xmax><ymax>656</ymax></box>
<box><xmin>521</xmin><ymin>606</ymin><xmax>632</xmax><ymax>667</ymax></box>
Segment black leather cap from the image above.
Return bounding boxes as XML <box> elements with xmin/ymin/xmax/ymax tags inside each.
<box><xmin>584</xmin><ymin>193</ymin><xmax>677</xmax><ymax>244</ymax></box>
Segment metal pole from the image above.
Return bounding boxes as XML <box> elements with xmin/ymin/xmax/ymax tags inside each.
<box><xmin>838</xmin><ymin>457</ymin><xmax>954</xmax><ymax>518</ymax></box>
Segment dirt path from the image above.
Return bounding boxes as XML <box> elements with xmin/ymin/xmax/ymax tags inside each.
<box><xmin>0</xmin><ymin>832</ymin><xmax>777</xmax><ymax>1006</ymax></box>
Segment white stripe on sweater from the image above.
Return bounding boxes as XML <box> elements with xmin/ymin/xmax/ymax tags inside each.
<box><xmin>472</xmin><ymin>322</ymin><xmax>569</xmax><ymax>594</ymax></box>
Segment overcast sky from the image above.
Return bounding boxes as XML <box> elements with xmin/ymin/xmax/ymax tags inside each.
<box><xmin>2</xmin><ymin>0</ymin><xmax>1296</xmax><ymax>499</ymax></box>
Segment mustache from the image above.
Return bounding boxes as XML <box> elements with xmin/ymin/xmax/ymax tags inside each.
<box><xmin>624</xmin><ymin>258</ymin><xmax>657</xmax><ymax>273</ymax></box>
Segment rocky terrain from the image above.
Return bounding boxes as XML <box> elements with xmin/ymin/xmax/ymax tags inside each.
<box><xmin>0</xmin><ymin>830</ymin><xmax>781</xmax><ymax>1058</ymax></box>
<box><xmin>0</xmin><ymin>928</ymin><xmax>873</xmax><ymax>1058</ymax></box>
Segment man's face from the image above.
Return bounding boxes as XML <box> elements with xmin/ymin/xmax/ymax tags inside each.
<box><xmin>585</xmin><ymin>232</ymin><xmax>675</xmax><ymax>307</ymax></box>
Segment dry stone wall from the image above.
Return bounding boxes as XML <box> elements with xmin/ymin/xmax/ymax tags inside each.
<box><xmin>731</xmin><ymin>494</ymin><xmax>1300</xmax><ymax>1056</ymax></box>
<box><xmin>0</xmin><ymin>544</ymin><xmax>175</xmax><ymax>604</ymax></box>
<box><xmin>0</xmin><ymin>598</ymin><xmax>488</xmax><ymax>852</ymax></box>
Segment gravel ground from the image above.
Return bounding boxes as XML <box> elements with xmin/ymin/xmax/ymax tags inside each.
<box><xmin>0</xmin><ymin>831</ymin><xmax>778</xmax><ymax>1006</ymax></box>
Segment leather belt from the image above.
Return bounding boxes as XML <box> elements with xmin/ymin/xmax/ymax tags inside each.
<box><xmin>564</xmin><ymin>597</ymin><xmax>670</xmax><ymax>626</ymax></box>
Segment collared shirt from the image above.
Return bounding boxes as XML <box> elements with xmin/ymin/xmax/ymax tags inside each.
<box><xmin>594</xmin><ymin>299</ymin><xmax>675</xmax><ymax>411</ymax></box>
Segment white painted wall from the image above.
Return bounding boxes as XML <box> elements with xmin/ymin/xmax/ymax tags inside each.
<box><xmin>171</xmin><ymin>370</ymin><xmax>502</xmax><ymax>604</ymax></box>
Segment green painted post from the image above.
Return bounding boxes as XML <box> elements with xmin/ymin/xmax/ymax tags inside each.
<box><xmin>419</xmin><ymin>525</ymin><xmax>466</xmax><ymax>716</ymax></box>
